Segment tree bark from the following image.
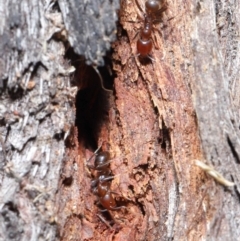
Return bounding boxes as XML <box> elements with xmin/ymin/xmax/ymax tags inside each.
<box><xmin>1</xmin><ymin>0</ymin><xmax>240</xmax><ymax>241</ymax></box>
<box><xmin>0</xmin><ymin>1</ymin><xmax>76</xmax><ymax>240</ymax></box>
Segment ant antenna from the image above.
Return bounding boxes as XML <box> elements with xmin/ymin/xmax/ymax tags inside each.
<box><xmin>71</xmin><ymin>58</ymin><xmax>113</xmax><ymax>92</ymax></box>
<box><xmin>92</xmin><ymin>66</ymin><xmax>113</xmax><ymax>93</ymax></box>
<box><xmin>87</xmin><ymin>144</ymin><xmax>102</xmax><ymax>163</ymax></box>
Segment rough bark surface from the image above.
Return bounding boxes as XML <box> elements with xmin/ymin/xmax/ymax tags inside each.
<box><xmin>190</xmin><ymin>1</ymin><xmax>240</xmax><ymax>238</ymax></box>
<box><xmin>0</xmin><ymin>1</ymin><xmax>76</xmax><ymax>240</ymax></box>
<box><xmin>58</xmin><ymin>0</ymin><xmax>119</xmax><ymax>66</ymax></box>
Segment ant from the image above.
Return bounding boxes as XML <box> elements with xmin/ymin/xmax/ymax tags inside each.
<box><xmin>87</xmin><ymin>146</ymin><xmax>125</xmax><ymax>212</ymax></box>
<box><xmin>134</xmin><ymin>0</ymin><xmax>167</xmax><ymax>60</ymax></box>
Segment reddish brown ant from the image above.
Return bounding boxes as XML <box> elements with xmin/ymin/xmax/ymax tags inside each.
<box><xmin>134</xmin><ymin>0</ymin><xmax>167</xmax><ymax>60</ymax></box>
<box><xmin>87</xmin><ymin>146</ymin><xmax>125</xmax><ymax>212</ymax></box>
<box><xmin>95</xmin><ymin>175</ymin><xmax>124</xmax><ymax>211</ymax></box>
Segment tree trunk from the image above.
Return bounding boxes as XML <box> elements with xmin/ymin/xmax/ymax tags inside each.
<box><xmin>1</xmin><ymin>0</ymin><xmax>240</xmax><ymax>241</ymax></box>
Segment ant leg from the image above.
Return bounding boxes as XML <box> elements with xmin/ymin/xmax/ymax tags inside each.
<box><xmin>127</xmin><ymin>53</ymin><xmax>140</xmax><ymax>64</ymax></box>
<box><xmin>99</xmin><ymin>175</ymin><xmax>115</xmax><ymax>182</ymax></box>
<box><xmin>153</xmin><ymin>26</ymin><xmax>162</xmax><ymax>37</ymax></box>
<box><xmin>90</xmin><ymin>145</ymin><xmax>102</xmax><ymax>159</ymax></box>
<box><xmin>110</xmin><ymin>191</ymin><xmax>122</xmax><ymax>196</ymax></box>
<box><xmin>98</xmin><ymin>208</ymin><xmax>108</xmax><ymax>212</ymax></box>
<box><xmin>87</xmin><ymin>163</ymin><xmax>96</xmax><ymax>170</ymax></box>
<box><xmin>96</xmin><ymin>214</ymin><xmax>112</xmax><ymax>229</ymax></box>
<box><xmin>132</xmin><ymin>53</ymin><xmax>140</xmax><ymax>59</ymax></box>
<box><xmin>109</xmin><ymin>205</ymin><xmax>126</xmax><ymax>211</ymax></box>
<box><xmin>132</xmin><ymin>30</ymin><xmax>140</xmax><ymax>41</ymax></box>
<box><xmin>99</xmin><ymin>173</ymin><xmax>124</xmax><ymax>183</ymax></box>
<box><xmin>95</xmin><ymin>200</ymin><xmax>109</xmax><ymax>212</ymax></box>
<box><xmin>97</xmin><ymin>201</ymin><xmax>126</xmax><ymax>211</ymax></box>
<box><xmin>86</xmin><ymin>145</ymin><xmax>103</xmax><ymax>170</ymax></box>
<box><xmin>147</xmin><ymin>54</ymin><xmax>155</xmax><ymax>62</ymax></box>
<box><xmin>150</xmin><ymin>29</ymin><xmax>162</xmax><ymax>50</ymax></box>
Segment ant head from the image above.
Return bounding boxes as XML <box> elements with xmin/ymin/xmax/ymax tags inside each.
<box><xmin>145</xmin><ymin>0</ymin><xmax>160</xmax><ymax>13</ymax></box>
<box><xmin>95</xmin><ymin>151</ymin><xmax>110</xmax><ymax>170</ymax></box>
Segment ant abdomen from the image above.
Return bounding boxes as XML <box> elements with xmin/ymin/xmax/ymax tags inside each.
<box><xmin>99</xmin><ymin>192</ymin><xmax>117</xmax><ymax>211</ymax></box>
<box><xmin>97</xmin><ymin>181</ymin><xmax>109</xmax><ymax>197</ymax></box>
<box><xmin>137</xmin><ymin>38</ymin><xmax>153</xmax><ymax>57</ymax></box>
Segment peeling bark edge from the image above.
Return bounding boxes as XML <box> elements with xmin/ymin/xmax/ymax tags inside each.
<box><xmin>58</xmin><ymin>0</ymin><xmax>120</xmax><ymax>66</ymax></box>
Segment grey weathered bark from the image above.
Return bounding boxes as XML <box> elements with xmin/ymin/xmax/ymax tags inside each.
<box><xmin>190</xmin><ymin>1</ymin><xmax>240</xmax><ymax>238</ymax></box>
<box><xmin>0</xmin><ymin>0</ymin><xmax>77</xmax><ymax>240</ymax></box>
<box><xmin>1</xmin><ymin>0</ymin><xmax>240</xmax><ymax>241</ymax></box>
<box><xmin>58</xmin><ymin>0</ymin><xmax>120</xmax><ymax>66</ymax></box>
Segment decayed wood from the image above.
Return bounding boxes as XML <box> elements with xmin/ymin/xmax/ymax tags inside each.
<box><xmin>108</xmin><ymin>0</ymin><xmax>207</xmax><ymax>239</ymax></box>
<box><xmin>61</xmin><ymin>0</ymin><xmax>240</xmax><ymax>240</ymax></box>
<box><xmin>110</xmin><ymin>0</ymin><xmax>240</xmax><ymax>240</ymax></box>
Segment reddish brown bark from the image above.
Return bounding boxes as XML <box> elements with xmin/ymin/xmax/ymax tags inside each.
<box><xmin>58</xmin><ymin>0</ymin><xmax>240</xmax><ymax>241</ymax></box>
<box><xmin>59</xmin><ymin>1</ymin><xmax>209</xmax><ymax>240</ymax></box>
